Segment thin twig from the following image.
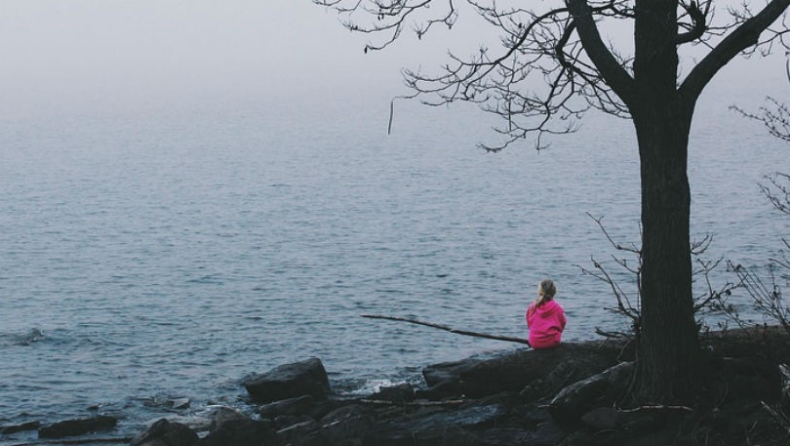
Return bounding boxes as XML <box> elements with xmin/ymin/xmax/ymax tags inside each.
<box><xmin>617</xmin><ymin>404</ymin><xmax>694</xmax><ymax>413</ymax></box>
<box><xmin>761</xmin><ymin>401</ymin><xmax>790</xmax><ymax>434</ymax></box>
<box><xmin>359</xmin><ymin>398</ymin><xmax>469</xmax><ymax>407</ymax></box>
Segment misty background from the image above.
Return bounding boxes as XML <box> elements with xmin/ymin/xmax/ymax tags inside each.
<box><xmin>3</xmin><ymin>0</ymin><xmax>788</xmax><ymax>121</ymax></box>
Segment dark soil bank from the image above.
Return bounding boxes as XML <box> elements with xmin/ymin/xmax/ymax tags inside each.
<box><xmin>6</xmin><ymin>326</ymin><xmax>790</xmax><ymax>446</ymax></box>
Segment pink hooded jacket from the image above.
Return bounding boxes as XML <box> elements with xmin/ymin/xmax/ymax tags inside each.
<box><xmin>526</xmin><ymin>300</ymin><xmax>567</xmax><ymax>349</ymax></box>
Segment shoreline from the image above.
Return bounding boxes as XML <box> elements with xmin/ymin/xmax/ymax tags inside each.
<box><xmin>3</xmin><ymin>325</ymin><xmax>790</xmax><ymax>445</ymax></box>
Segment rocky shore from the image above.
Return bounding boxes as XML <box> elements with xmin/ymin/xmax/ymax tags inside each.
<box><xmin>4</xmin><ymin>326</ymin><xmax>790</xmax><ymax>445</ymax></box>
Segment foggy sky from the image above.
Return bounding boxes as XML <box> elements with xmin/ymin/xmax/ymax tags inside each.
<box><xmin>1</xmin><ymin>1</ymin><xmax>421</xmax><ymax>115</ymax></box>
<box><xmin>2</xmin><ymin>1</ymin><xmax>787</xmax><ymax>118</ymax></box>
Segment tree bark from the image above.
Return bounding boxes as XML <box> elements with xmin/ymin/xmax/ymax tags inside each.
<box><xmin>633</xmin><ymin>107</ymin><xmax>700</xmax><ymax>403</ymax></box>
<box><xmin>630</xmin><ymin>0</ymin><xmax>701</xmax><ymax>403</ymax></box>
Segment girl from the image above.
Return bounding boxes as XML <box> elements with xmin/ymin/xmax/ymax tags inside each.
<box><xmin>526</xmin><ymin>279</ymin><xmax>566</xmax><ymax>349</ymax></box>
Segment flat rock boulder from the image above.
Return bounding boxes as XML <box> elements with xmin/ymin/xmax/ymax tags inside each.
<box><xmin>244</xmin><ymin>357</ymin><xmax>331</xmax><ymax>403</ymax></box>
<box><xmin>422</xmin><ymin>357</ymin><xmax>483</xmax><ymax>387</ymax></box>
<box><xmin>422</xmin><ymin>341</ymin><xmax>627</xmax><ymax>399</ymax></box>
<box><xmin>38</xmin><ymin>415</ymin><xmax>117</xmax><ymax>439</ymax></box>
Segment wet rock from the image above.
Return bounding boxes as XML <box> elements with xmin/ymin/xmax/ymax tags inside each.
<box><xmin>170</xmin><ymin>398</ymin><xmax>191</xmax><ymax>409</ymax></box>
<box><xmin>1</xmin><ymin>420</ymin><xmax>40</xmax><ymax>434</ymax></box>
<box><xmin>318</xmin><ymin>404</ymin><xmax>375</xmax><ymax>445</ymax></box>
<box><xmin>258</xmin><ymin>394</ymin><xmax>316</xmax><ymax>419</ymax></box>
<box><xmin>206</xmin><ymin>405</ymin><xmax>251</xmax><ymax>432</ymax></box>
<box><xmin>460</xmin><ymin>343</ymin><xmax>623</xmax><ymax>398</ymax></box>
<box><xmin>243</xmin><ymin>357</ymin><xmax>331</xmax><ymax>403</ymax></box>
<box><xmin>273</xmin><ymin>414</ymin><xmax>313</xmax><ymax>430</ymax></box>
<box><xmin>530</xmin><ymin>419</ymin><xmax>565</xmax><ymax>445</ymax></box>
<box><xmin>472</xmin><ymin>428</ymin><xmax>544</xmax><ymax>446</ymax></box>
<box><xmin>369</xmin><ymin>383</ymin><xmax>415</xmax><ymax>402</ymax></box>
<box><xmin>143</xmin><ymin>406</ymin><xmax>249</xmax><ymax>434</ymax></box>
<box><xmin>416</xmin><ymin>378</ymin><xmax>465</xmax><ymax>400</ymax></box>
<box><xmin>422</xmin><ymin>358</ymin><xmax>483</xmax><ymax>387</ymax></box>
<box><xmin>38</xmin><ymin>415</ymin><xmax>117</xmax><ymax>439</ymax></box>
<box><xmin>131</xmin><ymin>418</ymin><xmax>198</xmax><ymax>446</ymax></box>
<box><xmin>196</xmin><ymin>419</ymin><xmax>280</xmax><ymax>446</ymax></box>
<box><xmin>581</xmin><ymin>406</ymin><xmax>622</xmax><ymax>430</ymax></box>
<box><xmin>548</xmin><ymin>361</ymin><xmax>633</xmax><ymax>424</ymax></box>
<box><xmin>276</xmin><ymin>420</ymin><xmax>318</xmax><ymax>444</ymax></box>
<box><xmin>521</xmin><ymin>359</ymin><xmax>586</xmax><ymax>403</ymax></box>
<box><xmin>369</xmin><ymin>404</ymin><xmax>508</xmax><ymax>444</ymax></box>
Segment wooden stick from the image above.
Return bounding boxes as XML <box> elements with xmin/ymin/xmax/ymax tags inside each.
<box><xmin>361</xmin><ymin>314</ymin><xmax>531</xmax><ymax>347</ymax></box>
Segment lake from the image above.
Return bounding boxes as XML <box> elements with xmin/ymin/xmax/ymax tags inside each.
<box><xmin>0</xmin><ymin>85</ymin><xmax>787</xmax><ymax>441</ymax></box>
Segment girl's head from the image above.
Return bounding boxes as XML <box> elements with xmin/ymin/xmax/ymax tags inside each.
<box><xmin>536</xmin><ymin>279</ymin><xmax>557</xmax><ymax>305</ymax></box>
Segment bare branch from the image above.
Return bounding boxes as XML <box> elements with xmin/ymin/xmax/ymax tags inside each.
<box><xmin>565</xmin><ymin>0</ymin><xmax>636</xmax><ymax>105</ymax></box>
<box><xmin>681</xmin><ymin>0</ymin><xmax>790</xmax><ymax>105</ymax></box>
<box><xmin>361</xmin><ymin>314</ymin><xmax>532</xmax><ymax>346</ymax></box>
<box><xmin>586</xmin><ymin>213</ymin><xmax>641</xmax><ymax>254</ymax></box>
<box><xmin>676</xmin><ymin>0</ymin><xmax>708</xmax><ymax>44</ymax></box>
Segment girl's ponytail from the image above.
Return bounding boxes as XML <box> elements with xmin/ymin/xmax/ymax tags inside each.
<box><xmin>536</xmin><ymin>279</ymin><xmax>557</xmax><ymax>307</ymax></box>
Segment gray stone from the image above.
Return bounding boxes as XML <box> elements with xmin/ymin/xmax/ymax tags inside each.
<box><xmin>1</xmin><ymin>420</ymin><xmax>40</xmax><ymax>434</ymax></box>
<box><xmin>207</xmin><ymin>405</ymin><xmax>251</xmax><ymax>432</ymax></box>
<box><xmin>131</xmin><ymin>418</ymin><xmax>198</xmax><ymax>446</ymax></box>
<box><xmin>318</xmin><ymin>404</ymin><xmax>374</xmax><ymax>445</ymax></box>
<box><xmin>422</xmin><ymin>358</ymin><xmax>483</xmax><ymax>387</ymax></box>
<box><xmin>422</xmin><ymin>341</ymin><xmax>625</xmax><ymax>400</ymax></box>
<box><xmin>170</xmin><ymin>398</ymin><xmax>191</xmax><ymax>409</ymax></box>
<box><xmin>38</xmin><ymin>415</ymin><xmax>117</xmax><ymax>439</ymax></box>
<box><xmin>369</xmin><ymin>383</ymin><xmax>415</xmax><ymax>402</ymax></box>
<box><xmin>276</xmin><ymin>420</ymin><xmax>318</xmax><ymax>444</ymax></box>
<box><xmin>196</xmin><ymin>419</ymin><xmax>280</xmax><ymax>446</ymax></box>
<box><xmin>548</xmin><ymin>362</ymin><xmax>633</xmax><ymax>424</ymax></box>
<box><xmin>368</xmin><ymin>404</ymin><xmax>508</xmax><ymax>444</ymax></box>
<box><xmin>581</xmin><ymin>407</ymin><xmax>622</xmax><ymax>430</ymax></box>
<box><xmin>273</xmin><ymin>414</ymin><xmax>313</xmax><ymax>430</ymax></box>
<box><xmin>258</xmin><ymin>395</ymin><xmax>316</xmax><ymax>419</ymax></box>
<box><xmin>243</xmin><ymin>357</ymin><xmax>331</xmax><ymax>403</ymax></box>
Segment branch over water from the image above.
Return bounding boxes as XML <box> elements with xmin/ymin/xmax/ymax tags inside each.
<box><xmin>361</xmin><ymin>314</ymin><xmax>531</xmax><ymax>347</ymax></box>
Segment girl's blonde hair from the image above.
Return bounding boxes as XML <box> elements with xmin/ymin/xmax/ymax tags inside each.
<box><xmin>535</xmin><ymin>279</ymin><xmax>557</xmax><ymax>307</ymax></box>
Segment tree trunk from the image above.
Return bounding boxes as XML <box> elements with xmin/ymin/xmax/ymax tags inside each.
<box><xmin>632</xmin><ymin>104</ymin><xmax>700</xmax><ymax>403</ymax></box>
<box><xmin>628</xmin><ymin>0</ymin><xmax>701</xmax><ymax>405</ymax></box>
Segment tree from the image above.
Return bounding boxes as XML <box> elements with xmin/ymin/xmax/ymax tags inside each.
<box><xmin>314</xmin><ymin>0</ymin><xmax>790</xmax><ymax>404</ymax></box>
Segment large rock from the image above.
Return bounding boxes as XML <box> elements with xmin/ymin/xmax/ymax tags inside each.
<box><xmin>131</xmin><ymin>418</ymin><xmax>198</xmax><ymax>446</ymax></box>
<box><xmin>548</xmin><ymin>361</ymin><xmax>633</xmax><ymax>424</ymax></box>
<box><xmin>421</xmin><ymin>341</ymin><xmax>627</xmax><ymax>399</ymax></box>
<box><xmin>38</xmin><ymin>415</ymin><xmax>117</xmax><ymax>439</ymax></box>
<box><xmin>196</xmin><ymin>419</ymin><xmax>280</xmax><ymax>446</ymax></box>
<box><xmin>422</xmin><ymin>358</ymin><xmax>483</xmax><ymax>387</ymax></box>
<box><xmin>244</xmin><ymin>357</ymin><xmax>331</xmax><ymax>403</ymax></box>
